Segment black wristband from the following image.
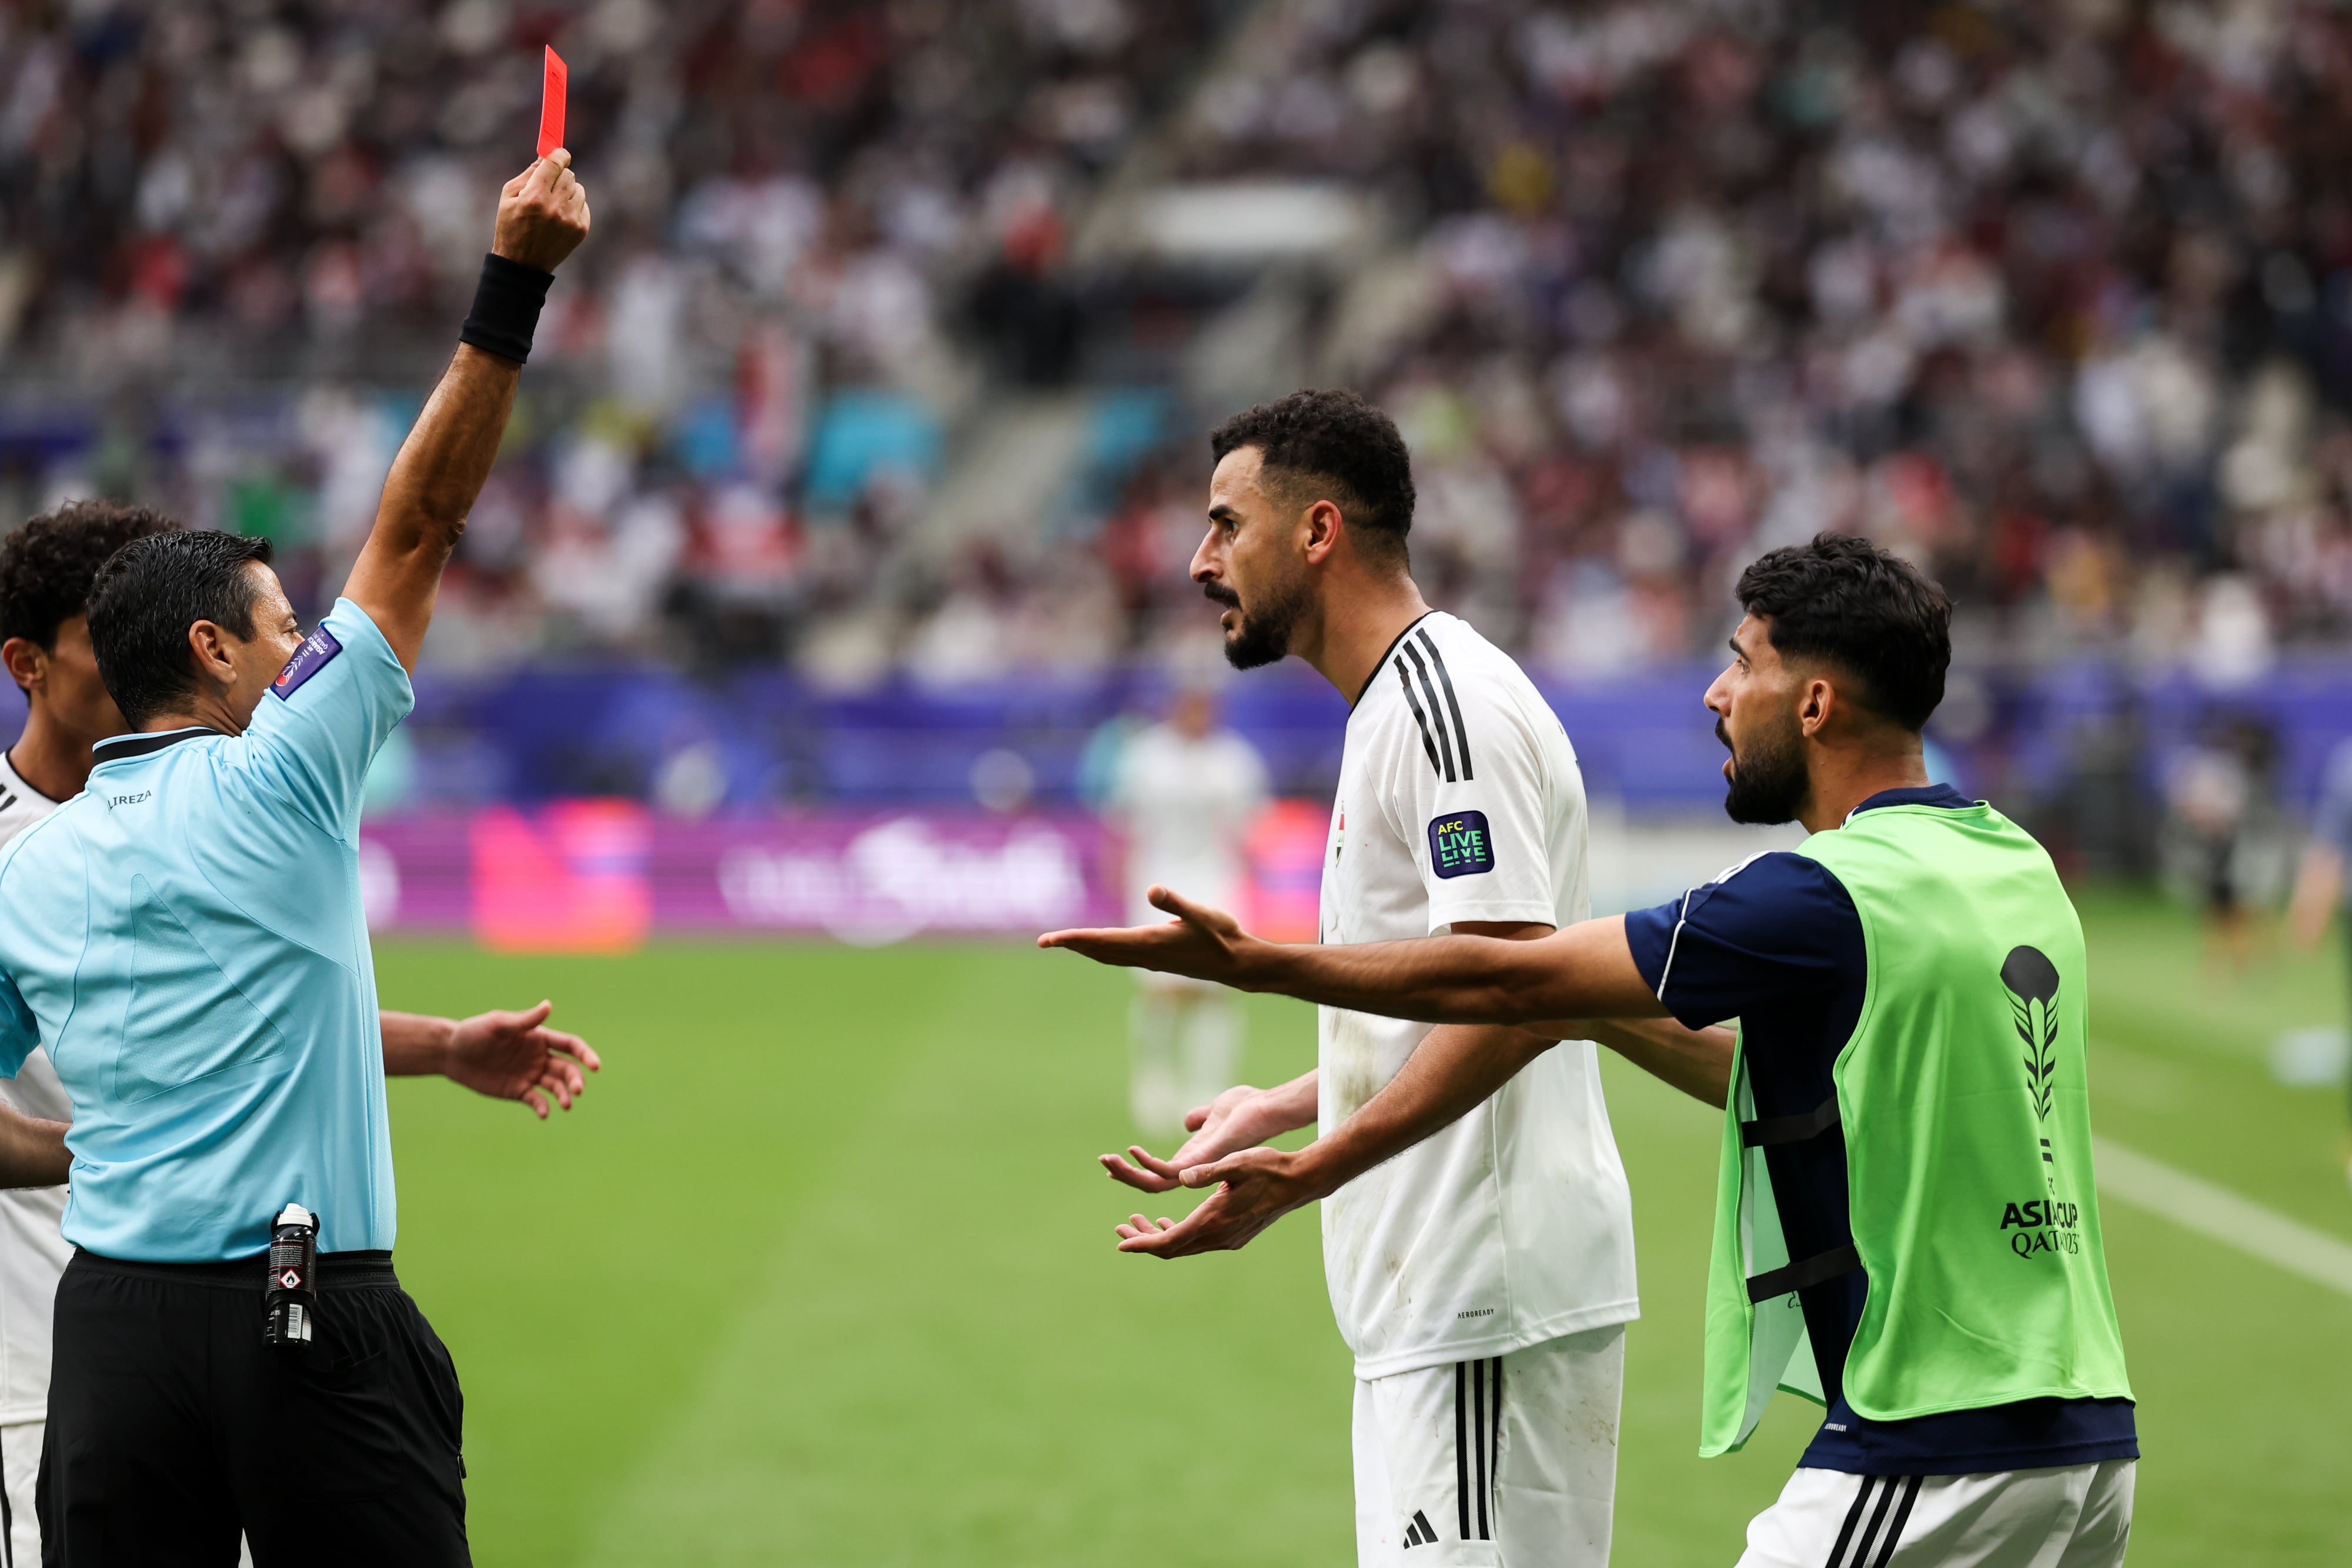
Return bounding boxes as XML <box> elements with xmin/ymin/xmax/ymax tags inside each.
<box><xmin>458</xmin><ymin>252</ymin><xmax>556</xmax><ymax>365</ymax></box>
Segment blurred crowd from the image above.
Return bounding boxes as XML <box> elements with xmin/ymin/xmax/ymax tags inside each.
<box><xmin>11</xmin><ymin>0</ymin><xmax>2352</xmax><ymax>687</ymax></box>
<box><xmin>0</xmin><ymin>0</ymin><xmax>1225</xmax><ymax>676</ymax></box>
<box><xmin>1097</xmin><ymin>0</ymin><xmax>2352</xmax><ymax>683</ymax></box>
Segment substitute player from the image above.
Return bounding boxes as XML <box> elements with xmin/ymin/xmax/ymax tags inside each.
<box><xmin>1103</xmin><ymin>685</ymin><xmax>1268</xmax><ymax>1134</ymax></box>
<box><xmin>1100</xmin><ymin>389</ymin><xmax>1639</xmax><ymax>1565</ymax></box>
<box><xmin>1048</xmin><ymin>534</ymin><xmax>2137</xmax><ymax>1567</ymax></box>
<box><xmin>0</xmin><ymin>501</ymin><xmax>600</xmax><ymax>1568</ymax></box>
<box><xmin>0</xmin><ymin>152</ymin><xmax>587</xmax><ymax>1563</ymax></box>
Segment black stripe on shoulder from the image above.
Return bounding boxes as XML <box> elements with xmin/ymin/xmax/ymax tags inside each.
<box><xmin>1358</xmin><ymin>611</ymin><xmax>1436</xmax><ymax>711</ymax></box>
<box><xmin>1414</xmin><ymin>629</ymin><xmax>1474</xmax><ymax>781</ymax></box>
<box><xmin>1399</xmin><ymin>641</ymin><xmax>1458</xmax><ymax>781</ymax></box>
<box><xmin>1394</xmin><ymin>657</ymin><xmax>1446</xmax><ymax>778</ymax></box>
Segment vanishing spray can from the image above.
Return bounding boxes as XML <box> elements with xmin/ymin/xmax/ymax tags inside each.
<box><xmin>263</xmin><ymin>1202</ymin><xmax>318</xmax><ymax>1349</ymax></box>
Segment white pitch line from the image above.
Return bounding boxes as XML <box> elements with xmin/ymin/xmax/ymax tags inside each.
<box><xmin>2093</xmin><ymin>1136</ymin><xmax>2352</xmax><ymax>1299</ymax></box>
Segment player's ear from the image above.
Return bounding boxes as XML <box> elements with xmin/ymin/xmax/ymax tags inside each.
<box><xmin>0</xmin><ymin>637</ymin><xmax>44</xmax><ymax>694</ymax></box>
<box><xmin>1300</xmin><ymin>497</ymin><xmax>1343</xmax><ymax>564</ymax></box>
<box><xmin>1799</xmin><ymin>676</ymin><xmax>1830</xmax><ymax>734</ymax></box>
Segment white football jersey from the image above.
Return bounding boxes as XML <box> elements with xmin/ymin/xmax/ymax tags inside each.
<box><xmin>1107</xmin><ymin>722</ymin><xmax>1269</xmax><ymax>924</ymax></box>
<box><xmin>0</xmin><ymin>747</ymin><xmax>71</xmax><ymax>1426</ymax></box>
<box><xmin>1318</xmin><ymin>613</ymin><xmax>1638</xmax><ymax>1378</ymax></box>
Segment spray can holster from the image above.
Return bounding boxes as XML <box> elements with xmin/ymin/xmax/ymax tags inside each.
<box><xmin>263</xmin><ymin>1203</ymin><xmax>319</xmax><ymax>1350</ymax></box>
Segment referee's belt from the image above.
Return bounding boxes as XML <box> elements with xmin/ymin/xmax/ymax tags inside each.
<box><xmin>68</xmin><ymin>1248</ymin><xmax>399</xmax><ymax>1291</ymax></box>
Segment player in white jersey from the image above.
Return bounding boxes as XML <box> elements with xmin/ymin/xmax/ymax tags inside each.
<box><xmin>1104</xmin><ymin>687</ymin><xmax>1268</xmax><ymax>1132</ymax></box>
<box><xmin>1088</xmin><ymin>391</ymin><xmax>1643</xmax><ymax>1565</ymax></box>
<box><xmin>0</xmin><ymin>502</ymin><xmax>602</xmax><ymax>1566</ymax></box>
<box><xmin>0</xmin><ymin>744</ymin><xmax>71</xmax><ymax>1554</ymax></box>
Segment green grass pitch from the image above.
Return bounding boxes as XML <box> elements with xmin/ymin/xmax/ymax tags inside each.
<box><xmin>375</xmin><ymin>888</ymin><xmax>2352</xmax><ymax>1566</ymax></box>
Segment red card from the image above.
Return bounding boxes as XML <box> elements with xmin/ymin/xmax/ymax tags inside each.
<box><xmin>537</xmin><ymin>45</ymin><xmax>567</xmax><ymax>159</ymax></box>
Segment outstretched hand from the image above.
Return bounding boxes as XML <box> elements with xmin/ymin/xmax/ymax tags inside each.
<box><xmin>1112</xmin><ymin>1147</ymin><xmax>1328</xmax><ymax>1258</ymax></box>
<box><xmin>1039</xmin><ymin>887</ymin><xmax>1257</xmax><ymax>985</ymax></box>
<box><xmin>444</xmin><ymin>1001</ymin><xmax>602</xmax><ymax>1119</ymax></box>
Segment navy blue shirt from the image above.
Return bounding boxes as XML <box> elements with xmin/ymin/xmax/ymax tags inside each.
<box><xmin>1623</xmin><ymin>785</ymin><xmax>2138</xmax><ymax>1476</ymax></box>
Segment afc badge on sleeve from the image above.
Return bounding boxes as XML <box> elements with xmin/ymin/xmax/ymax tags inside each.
<box><xmin>271</xmin><ymin>625</ymin><xmax>344</xmax><ymax>700</ymax></box>
<box><xmin>1427</xmin><ymin>810</ymin><xmax>1496</xmax><ymax>878</ymax></box>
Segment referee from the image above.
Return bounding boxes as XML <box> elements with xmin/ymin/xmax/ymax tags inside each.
<box><xmin>1045</xmin><ymin>534</ymin><xmax>2136</xmax><ymax>1567</ymax></box>
<box><xmin>0</xmin><ymin>152</ymin><xmax>586</xmax><ymax>1564</ymax></box>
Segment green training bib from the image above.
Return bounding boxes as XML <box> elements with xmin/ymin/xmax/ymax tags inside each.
<box><xmin>1699</xmin><ymin>803</ymin><xmax>2133</xmax><ymax>1456</ymax></box>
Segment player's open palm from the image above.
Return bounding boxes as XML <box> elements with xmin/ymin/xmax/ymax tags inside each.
<box><xmin>1114</xmin><ymin>1146</ymin><xmax>1317</xmax><ymax>1257</ymax></box>
<box><xmin>493</xmin><ymin>149</ymin><xmax>591</xmax><ymax>273</ymax></box>
<box><xmin>445</xmin><ymin>1001</ymin><xmax>603</xmax><ymax>1118</ymax></box>
<box><xmin>1039</xmin><ymin>885</ymin><xmax>1255</xmax><ymax>984</ymax></box>
<box><xmin>1101</xmin><ymin>1083</ymin><xmax>1276</xmax><ymax>1193</ymax></box>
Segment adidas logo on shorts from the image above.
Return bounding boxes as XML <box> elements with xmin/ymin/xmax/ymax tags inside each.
<box><xmin>1402</xmin><ymin>1509</ymin><xmax>1441</xmax><ymax>1548</ymax></box>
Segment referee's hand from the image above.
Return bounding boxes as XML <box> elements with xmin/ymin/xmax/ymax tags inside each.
<box><xmin>446</xmin><ymin>1002</ymin><xmax>602</xmax><ymax>1118</ymax></box>
<box><xmin>493</xmin><ymin>149</ymin><xmax>590</xmax><ymax>274</ymax></box>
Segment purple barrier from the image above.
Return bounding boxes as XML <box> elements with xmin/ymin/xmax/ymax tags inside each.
<box><xmin>358</xmin><ymin>807</ymin><xmax>1119</xmax><ymax>949</ymax></box>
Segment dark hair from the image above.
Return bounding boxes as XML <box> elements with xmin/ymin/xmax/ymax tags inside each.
<box><xmin>86</xmin><ymin>530</ymin><xmax>276</xmax><ymax>727</ymax></box>
<box><xmin>1208</xmin><ymin>389</ymin><xmax>1416</xmax><ymax>563</ymax></box>
<box><xmin>1736</xmin><ymin>533</ymin><xmax>1952</xmax><ymax>730</ymax></box>
<box><xmin>0</xmin><ymin>501</ymin><xmax>182</xmax><ymax>675</ymax></box>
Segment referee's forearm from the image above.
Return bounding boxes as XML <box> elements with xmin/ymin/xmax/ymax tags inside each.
<box><xmin>343</xmin><ymin>342</ymin><xmax>524</xmax><ymax>675</ymax></box>
<box><xmin>370</xmin><ymin>346</ymin><xmax>520</xmax><ymax>567</ymax></box>
<box><xmin>379</xmin><ymin>1011</ymin><xmax>457</xmax><ymax>1076</ymax></box>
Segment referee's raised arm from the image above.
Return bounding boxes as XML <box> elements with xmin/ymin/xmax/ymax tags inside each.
<box><xmin>346</xmin><ymin>151</ymin><xmax>590</xmax><ymax>675</ymax></box>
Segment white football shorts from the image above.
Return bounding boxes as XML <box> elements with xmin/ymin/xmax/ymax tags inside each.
<box><xmin>1352</xmin><ymin>1324</ymin><xmax>1623</xmax><ymax>1567</ymax></box>
<box><xmin>1</xmin><ymin>1420</ymin><xmax>35</xmax><ymax>1567</ymax></box>
<box><xmin>1736</xmin><ymin>1458</ymin><xmax>2134</xmax><ymax>1568</ymax></box>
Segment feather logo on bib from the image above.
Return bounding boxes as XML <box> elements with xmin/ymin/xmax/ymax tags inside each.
<box><xmin>271</xmin><ymin>625</ymin><xmax>343</xmax><ymax>700</ymax></box>
<box><xmin>2000</xmin><ymin>945</ymin><xmax>2061</xmax><ymax>1121</ymax></box>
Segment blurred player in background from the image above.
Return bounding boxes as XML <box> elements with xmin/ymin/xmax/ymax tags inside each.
<box><xmin>1103</xmin><ymin>684</ymin><xmax>1267</xmax><ymax>1134</ymax></box>
<box><xmin>1101</xmin><ymin>389</ymin><xmax>1643</xmax><ymax>1566</ymax></box>
<box><xmin>0</xmin><ymin>500</ymin><xmax>602</xmax><ymax>1566</ymax></box>
<box><xmin>2287</xmin><ymin>735</ymin><xmax>2352</xmax><ymax>1189</ymax></box>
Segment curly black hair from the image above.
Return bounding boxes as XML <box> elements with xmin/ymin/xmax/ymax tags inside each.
<box><xmin>1209</xmin><ymin>389</ymin><xmax>1416</xmax><ymax>564</ymax></box>
<box><xmin>0</xmin><ymin>500</ymin><xmax>182</xmax><ymax>668</ymax></box>
<box><xmin>1735</xmin><ymin>533</ymin><xmax>1952</xmax><ymax>731</ymax></box>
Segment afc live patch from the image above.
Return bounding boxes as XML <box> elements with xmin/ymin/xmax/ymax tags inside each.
<box><xmin>1427</xmin><ymin>810</ymin><xmax>1496</xmax><ymax>878</ymax></box>
<box><xmin>271</xmin><ymin>625</ymin><xmax>343</xmax><ymax>700</ymax></box>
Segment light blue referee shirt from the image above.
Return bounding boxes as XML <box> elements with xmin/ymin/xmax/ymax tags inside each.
<box><xmin>0</xmin><ymin>599</ymin><xmax>411</xmax><ymax>1262</ymax></box>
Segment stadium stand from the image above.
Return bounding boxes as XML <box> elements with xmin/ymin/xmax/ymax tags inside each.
<box><xmin>6</xmin><ymin>0</ymin><xmax>2352</xmax><ymax>845</ymax></box>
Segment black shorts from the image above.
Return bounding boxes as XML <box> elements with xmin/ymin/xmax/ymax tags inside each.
<box><xmin>39</xmin><ymin>1249</ymin><xmax>468</xmax><ymax>1567</ymax></box>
